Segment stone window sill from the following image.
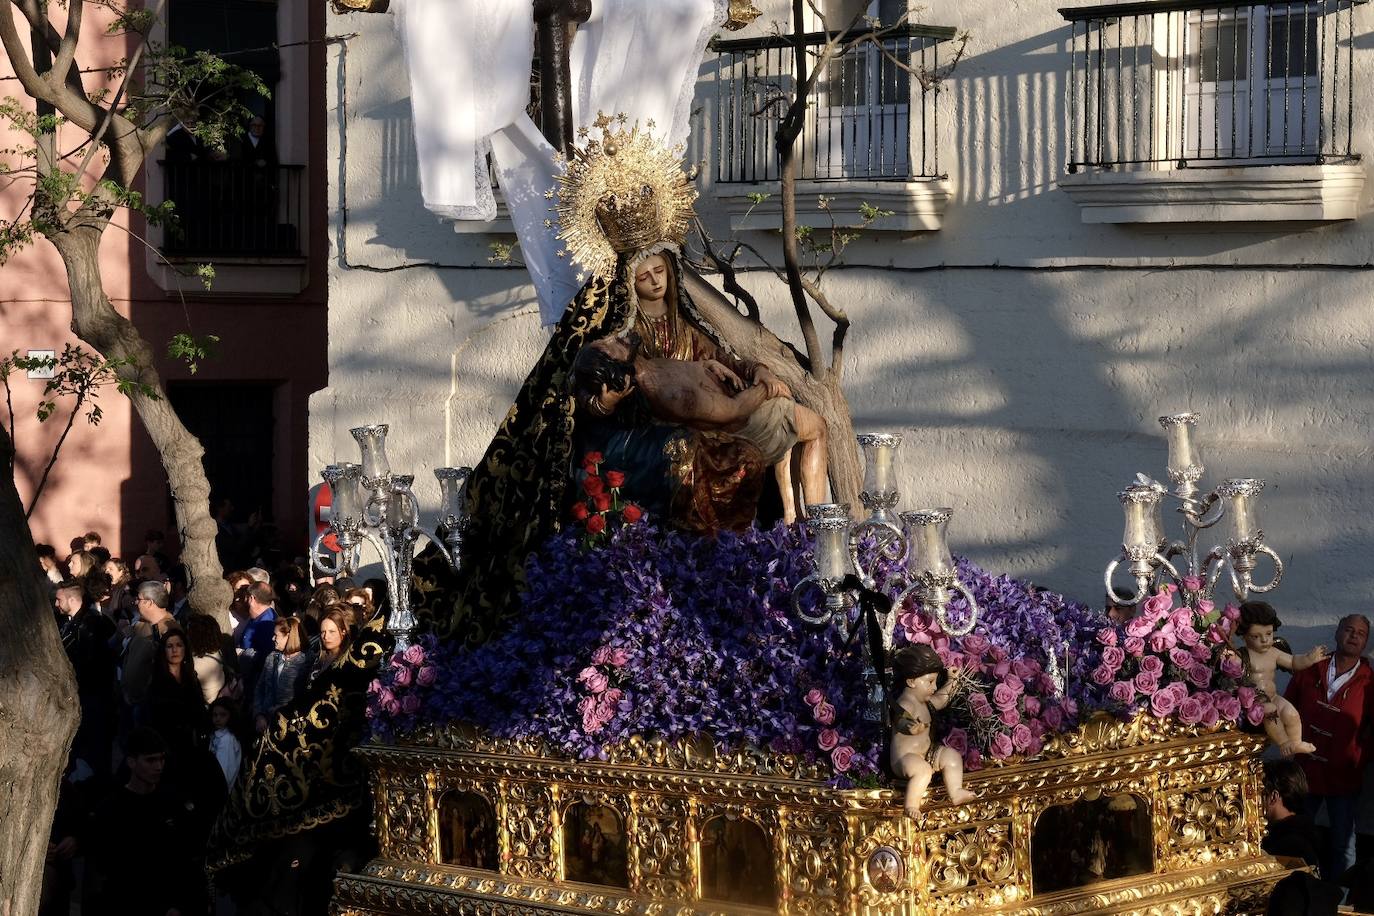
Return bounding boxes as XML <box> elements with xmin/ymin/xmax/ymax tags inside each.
<box><xmin>715</xmin><ymin>178</ymin><xmax>950</xmax><ymax>233</ymax></box>
<box><xmin>1058</xmin><ymin>164</ymin><xmax>1365</xmax><ymax>224</ymax></box>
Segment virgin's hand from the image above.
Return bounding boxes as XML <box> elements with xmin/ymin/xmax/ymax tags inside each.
<box><xmin>704</xmin><ymin>360</ymin><xmax>744</xmax><ymax>391</ymax></box>
<box><xmin>753</xmin><ymin>368</ymin><xmax>792</xmax><ymax>399</ymax></box>
<box><xmin>598</xmin><ymin>382</ymin><xmax>634</xmax><ymax>412</ymax></box>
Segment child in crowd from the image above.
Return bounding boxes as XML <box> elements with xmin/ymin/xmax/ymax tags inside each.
<box><xmin>209</xmin><ymin>699</ymin><xmax>241</xmax><ymax>789</ymax></box>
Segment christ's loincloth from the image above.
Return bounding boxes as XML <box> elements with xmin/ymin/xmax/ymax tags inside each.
<box><xmin>732</xmin><ymin>397</ymin><xmax>799</xmax><ymax>465</ymax></box>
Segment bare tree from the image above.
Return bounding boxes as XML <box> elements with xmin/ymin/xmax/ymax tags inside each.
<box><xmin>685</xmin><ymin>0</ymin><xmax>968</xmax><ymax>511</ymax></box>
<box><xmin>0</xmin><ymin>0</ymin><xmax>265</xmax><ymax>629</ymax></box>
<box><xmin>0</xmin><ymin>422</ymin><xmax>78</xmax><ymax>916</ymax></box>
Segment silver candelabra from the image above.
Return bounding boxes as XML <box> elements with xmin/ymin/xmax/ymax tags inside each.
<box><xmin>1104</xmin><ymin>412</ymin><xmax>1284</xmax><ymax>609</ymax></box>
<box><xmin>792</xmin><ymin>433</ymin><xmax>982</xmax><ymax>643</ymax></box>
<box><xmin>312</xmin><ymin>424</ymin><xmax>472</xmax><ymax>649</ymax></box>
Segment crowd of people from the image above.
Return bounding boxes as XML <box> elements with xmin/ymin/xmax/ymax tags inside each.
<box><xmin>39</xmin><ymin>528</ymin><xmax>384</xmax><ymax>916</ymax></box>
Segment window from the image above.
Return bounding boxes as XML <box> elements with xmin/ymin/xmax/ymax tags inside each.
<box><xmin>1063</xmin><ymin>0</ymin><xmax>1359</xmax><ymax>171</ymax></box>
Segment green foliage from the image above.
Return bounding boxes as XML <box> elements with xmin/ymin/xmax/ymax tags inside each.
<box><xmin>488</xmin><ymin>240</ymin><xmax>521</xmax><ymax>266</ymax></box>
<box><xmin>746</xmin><ymin>192</ymin><xmax>771</xmax><ymax>205</ymax></box>
<box><xmin>167</xmin><ymin>333</ymin><xmax>220</xmax><ymax>375</ymax></box>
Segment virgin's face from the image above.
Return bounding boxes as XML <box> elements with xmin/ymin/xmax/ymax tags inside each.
<box><xmin>634</xmin><ymin>254</ymin><xmax>669</xmax><ymax>304</ymax></box>
<box><xmin>320</xmin><ymin>619</ymin><xmax>343</xmax><ymax>652</ymax></box>
<box><xmin>165</xmin><ymin>635</ymin><xmax>187</xmax><ymax>667</ymax></box>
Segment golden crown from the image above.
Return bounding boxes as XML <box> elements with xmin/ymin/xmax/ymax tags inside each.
<box><xmin>553</xmin><ymin>113</ymin><xmax>697</xmax><ymax>280</ymax></box>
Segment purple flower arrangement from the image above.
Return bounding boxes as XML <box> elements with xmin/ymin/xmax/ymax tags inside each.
<box><xmin>368</xmin><ymin>523</ymin><xmax>1260</xmax><ymax>781</ymax></box>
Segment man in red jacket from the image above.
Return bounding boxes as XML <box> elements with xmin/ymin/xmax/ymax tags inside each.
<box><xmin>1284</xmin><ymin>613</ymin><xmax>1374</xmax><ymax>882</ymax></box>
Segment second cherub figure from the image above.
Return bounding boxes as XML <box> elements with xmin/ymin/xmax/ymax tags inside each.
<box><xmin>889</xmin><ymin>644</ymin><xmax>977</xmax><ymax>818</ymax></box>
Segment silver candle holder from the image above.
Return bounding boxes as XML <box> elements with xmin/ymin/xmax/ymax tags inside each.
<box><xmin>1105</xmin><ymin>413</ymin><xmax>1284</xmax><ymax>608</ymax></box>
<box><xmin>312</xmin><ymin>424</ymin><xmax>473</xmax><ymax>649</ymax></box>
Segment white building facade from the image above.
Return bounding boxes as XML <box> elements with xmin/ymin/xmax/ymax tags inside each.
<box><xmin>313</xmin><ymin>0</ymin><xmax>1374</xmax><ymax>625</ymax></box>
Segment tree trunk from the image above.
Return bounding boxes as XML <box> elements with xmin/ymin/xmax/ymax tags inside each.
<box><xmin>48</xmin><ymin>222</ymin><xmax>232</xmax><ymax>629</ymax></box>
<box><xmin>0</xmin><ymin>424</ymin><xmax>79</xmax><ymax>916</ymax></box>
<box><xmin>681</xmin><ymin>268</ymin><xmax>863</xmax><ymax>512</ymax></box>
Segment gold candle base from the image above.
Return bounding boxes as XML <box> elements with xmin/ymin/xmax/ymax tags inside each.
<box><xmin>334</xmin><ymin>717</ymin><xmax>1295</xmax><ymax>915</ymax></box>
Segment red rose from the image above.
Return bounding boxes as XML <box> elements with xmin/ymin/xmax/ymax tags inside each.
<box><xmin>586</xmin><ymin>514</ymin><xmax>607</xmax><ymax>534</ymax></box>
<box><xmin>593</xmin><ymin>493</ymin><xmax>612</xmax><ymax>511</ymax></box>
<box><xmin>582</xmin><ymin>451</ymin><xmax>604</xmax><ymax>469</ymax></box>
<box><xmin>605</xmin><ymin>470</ymin><xmax>626</xmax><ymax>488</ymax></box>
<box><xmin>622</xmin><ymin>503</ymin><xmax>643</xmax><ymax>524</ymax></box>
<box><xmin>583</xmin><ymin>475</ymin><xmax>605</xmax><ymax>496</ymax></box>
<box><xmin>570</xmin><ymin>503</ymin><xmax>589</xmax><ymax>521</ymax></box>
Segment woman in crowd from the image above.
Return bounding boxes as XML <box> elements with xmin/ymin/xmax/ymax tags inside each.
<box><xmin>308</xmin><ymin>607</ymin><xmax>351</xmax><ymax>689</ymax></box>
<box><xmin>67</xmin><ymin>549</ymin><xmax>95</xmax><ymax>581</ymax></box>
<box><xmin>187</xmin><ymin>614</ymin><xmax>235</xmax><ymax>705</ymax></box>
<box><xmin>101</xmin><ymin>558</ymin><xmax>136</xmax><ymax>621</ymax></box>
<box><xmin>254</xmin><ymin>617</ymin><xmax>311</xmax><ymax>732</ymax></box>
<box><xmin>143</xmin><ymin>628</ymin><xmax>208</xmax><ymax>765</ymax></box>
<box><xmin>342</xmin><ymin>588</ymin><xmax>375</xmax><ymax>629</ymax></box>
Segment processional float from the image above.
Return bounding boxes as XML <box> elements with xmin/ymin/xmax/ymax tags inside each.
<box><xmin>316</xmin><ymin>1</ymin><xmax>1300</xmax><ymax>912</ymax></box>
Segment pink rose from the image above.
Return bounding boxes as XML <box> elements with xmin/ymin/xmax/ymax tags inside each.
<box><xmin>582</xmin><ymin>706</ymin><xmax>605</xmax><ymax>734</ymax></box>
<box><xmin>1124</xmin><ymin>636</ymin><xmax>1146</xmax><ymax>656</ymax></box>
<box><xmin>1220</xmin><ymin>655</ymin><xmax>1243</xmax><ymax>679</ymax></box>
<box><xmin>1169</xmin><ymin>682</ymin><xmax>1190</xmax><ymax>703</ymax></box>
<box><xmin>400</xmin><ymin>694</ymin><xmax>421</xmax><ymax>714</ymax></box>
<box><xmin>992</xmin><ymin>659</ymin><xmax>1011</xmax><ymax>678</ymax></box>
<box><xmin>1134</xmin><ymin>670</ymin><xmax>1159</xmax><ymax>695</ymax></box>
<box><xmin>990</xmin><ymin>733</ymin><xmax>1015</xmax><ymax>759</ymax></box>
<box><xmin>830</xmin><ymin>745</ymin><xmax>855</xmax><ymax>773</ymax></box>
<box><xmin>1199</xmin><ymin>701</ymin><xmax>1220</xmax><ymax>728</ymax></box>
<box><xmin>814</xmin><ymin>702</ymin><xmax>836</xmax><ymax>725</ymax></box>
<box><xmin>1170</xmin><ymin>608</ymin><xmax>1195</xmax><ymax>631</ymax></box>
<box><xmin>965</xmin><ymin>748</ymin><xmax>984</xmax><ymax>771</ymax></box>
<box><xmin>961</xmin><ymin>635</ymin><xmax>989</xmax><ymax>655</ymax></box>
<box><xmin>392</xmin><ymin>666</ymin><xmax>413</xmax><ymax>688</ymax></box>
<box><xmin>988</xmin><ymin>645</ymin><xmax>1009</xmax><ymax>662</ymax></box>
<box><xmin>1237</xmin><ymin>686</ymin><xmax>1257</xmax><ymax>707</ymax></box>
<box><xmin>1101</xmin><ymin>646</ymin><xmax>1126</xmax><ymax>670</ymax></box>
<box><xmin>1004</xmin><ymin>674</ymin><xmax>1025</xmax><ymax>695</ymax></box>
<box><xmin>1090</xmin><ymin>665</ymin><xmax>1115</xmax><ymax>686</ymax></box>
<box><xmin>1175</xmin><ymin>623</ymin><xmax>1200</xmax><ymax>647</ymax></box>
<box><xmin>1197</xmin><ymin>598</ymin><xmax>1215</xmax><ymax>615</ymax></box>
<box><xmin>1247</xmin><ymin>702</ymin><xmax>1267</xmax><ymax>726</ymax></box>
<box><xmin>969</xmin><ymin>692</ymin><xmax>994</xmax><ymax>718</ymax></box>
<box><xmin>578</xmin><ymin>667</ymin><xmax>609</xmax><ymax>694</ymax></box>
<box><xmin>1206</xmin><ymin>624</ymin><xmax>1230</xmax><ymax>645</ymax></box>
<box><xmin>1216</xmin><ymin>694</ymin><xmax>1242</xmax><ymax>722</ymax></box>
<box><xmin>377</xmin><ymin>687</ymin><xmax>397</xmax><ymax>708</ymax></box>
<box><xmin>1150</xmin><ymin>688</ymin><xmax>1179</xmax><ymax>717</ymax></box>
<box><xmin>1148</xmin><ymin>626</ymin><xmax>1177</xmax><ymax>654</ymax></box>
<box><xmin>1011</xmin><ymin>723</ymin><xmax>1033</xmax><ymax>752</ymax></box>
<box><xmin>591</xmin><ymin>646</ymin><xmax>614</xmax><ymax>666</ymax></box>
<box><xmin>416</xmin><ymin>665</ymin><xmax>437</xmax><ymax>687</ymax></box>
<box><xmin>383</xmin><ymin>697</ymin><xmax>401</xmax><ymax>716</ymax></box>
<box><xmin>1183</xmin><ymin>575</ymin><xmax>1204</xmax><ymax>592</ymax></box>
<box><xmin>910</xmin><ymin>629</ymin><xmax>933</xmax><ymax>645</ymax></box>
<box><xmin>1043</xmin><ymin>704</ymin><xmax>1065</xmax><ymax>731</ymax></box>
<box><xmin>1190</xmin><ymin>643</ymin><xmax>1211</xmax><ymax>662</ymax></box>
<box><xmin>1187</xmin><ymin>664</ymin><xmax>1213</xmax><ymax>689</ymax></box>
<box><xmin>1012</xmin><ymin>659</ymin><xmax>1038</xmax><ymax>680</ymax></box>
<box><xmin>1140</xmin><ymin>655</ymin><xmax>1164</xmax><ymax>676</ymax></box>
<box><xmin>1062</xmin><ymin>697</ymin><xmax>1079</xmax><ymax>717</ymax></box>
<box><xmin>602</xmin><ymin>687</ymin><xmax>624</xmax><ymax>707</ymax></box>
<box><xmin>1223</xmin><ymin>604</ymin><xmax>1241</xmax><ymax>622</ymax></box>
<box><xmin>577</xmin><ymin>695</ymin><xmax>596</xmax><ymax>716</ymax></box>
<box><xmin>1025</xmin><ymin>735</ymin><xmax>1044</xmax><ymax>757</ymax></box>
<box><xmin>1023</xmin><ymin>696</ymin><xmax>1042</xmax><ymax>717</ymax></box>
<box><xmin>609</xmin><ymin>648</ymin><xmax>631</xmax><ymax>667</ymax></box>
<box><xmin>1170</xmin><ymin>647</ymin><xmax>1194</xmax><ymax>669</ymax></box>
<box><xmin>1000</xmin><ymin>708</ymin><xmax>1020</xmax><ymax>727</ymax></box>
<box><xmin>804</xmin><ymin>688</ymin><xmax>825</xmax><ymax>707</ymax></box>
<box><xmin>817</xmin><ymin>728</ymin><xmax>840</xmax><ymax>751</ymax></box>
<box><xmin>1143</xmin><ymin>590</ymin><xmax>1174</xmax><ymax>617</ymax></box>
<box><xmin>1126</xmin><ymin>615</ymin><xmax>1155</xmax><ymax>639</ymax></box>
<box><xmin>944</xmin><ymin>728</ymin><xmax>969</xmax><ymax>754</ymax></box>
<box><xmin>402</xmin><ymin>643</ymin><xmax>426</xmax><ymax>666</ymax></box>
<box><xmin>993</xmin><ymin>683</ymin><xmax>1020</xmax><ymax>710</ymax></box>
<box><xmin>1097</xmin><ymin>628</ymin><xmax>1119</xmax><ymax>647</ymax></box>
<box><xmin>1110</xmin><ymin>680</ymin><xmax>1136</xmax><ymax>704</ymax></box>
<box><xmin>1177</xmin><ymin>696</ymin><xmax>1204</xmax><ymax>725</ymax></box>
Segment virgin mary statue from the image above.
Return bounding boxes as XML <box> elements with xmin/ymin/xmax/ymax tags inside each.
<box><xmin>413</xmin><ymin>121</ymin><xmax>790</xmax><ymax>645</ymax></box>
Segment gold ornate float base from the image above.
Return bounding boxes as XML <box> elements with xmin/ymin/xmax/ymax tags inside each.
<box><xmin>333</xmin><ymin>719</ymin><xmax>1295</xmax><ymax>915</ymax></box>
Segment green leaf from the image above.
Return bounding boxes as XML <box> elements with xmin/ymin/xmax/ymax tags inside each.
<box><xmin>167</xmin><ymin>333</ymin><xmax>220</xmax><ymax>375</ymax></box>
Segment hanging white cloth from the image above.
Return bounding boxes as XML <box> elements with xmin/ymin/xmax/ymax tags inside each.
<box><xmin>395</xmin><ymin>0</ymin><xmax>727</xmax><ymax>324</ymax></box>
<box><xmin>393</xmin><ymin>0</ymin><xmax>533</xmax><ymax>220</ymax></box>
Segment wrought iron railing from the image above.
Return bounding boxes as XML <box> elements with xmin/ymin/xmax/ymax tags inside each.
<box><xmin>711</xmin><ymin>24</ymin><xmax>958</xmax><ymax>183</ymax></box>
<box><xmin>159</xmin><ymin>162</ymin><xmax>306</xmax><ymax>257</ymax></box>
<box><xmin>1061</xmin><ymin>0</ymin><xmax>1364</xmax><ymax>172</ymax></box>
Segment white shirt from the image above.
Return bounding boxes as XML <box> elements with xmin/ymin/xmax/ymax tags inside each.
<box><xmin>1327</xmin><ymin>658</ymin><xmax>1360</xmax><ymax>702</ymax></box>
<box><xmin>210</xmin><ymin>728</ymin><xmax>241</xmax><ymax>789</ymax></box>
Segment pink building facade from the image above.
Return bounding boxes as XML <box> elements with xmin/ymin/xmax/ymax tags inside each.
<box><xmin>1</xmin><ymin>0</ymin><xmax>329</xmax><ymax>562</ymax></box>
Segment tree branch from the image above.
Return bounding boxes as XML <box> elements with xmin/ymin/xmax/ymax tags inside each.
<box><xmin>692</xmin><ymin>219</ymin><xmax>762</xmax><ymax>323</ymax></box>
<box><xmin>25</xmin><ymin>384</ymin><xmax>85</xmax><ymax>520</ymax></box>
<box><xmin>51</xmin><ymin>0</ymin><xmax>82</xmax><ymax>88</ymax></box>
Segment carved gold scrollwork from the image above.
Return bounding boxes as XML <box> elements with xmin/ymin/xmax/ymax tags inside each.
<box><xmin>1162</xmin><ymin>784</ymin><xmax>1248</xmax><ymax>868</ymax></box>
<box><xmin>782</xmin><ymin>808</ymin><xmax>847</xmax><ymax>915</ymax></box>
<box><xmin>502</xmin><ymin>780</ymin><xmax>557</xmax><ymax>881</ymax></box>
<box><xmin>380</xmin><ymin>771</ymin><xmax>430</xmax><ymax>862</ymax></box>
<box><xmin>631</xmin><ymin>794</ymin><xmax>692</xmax><ymax>899</ymax></box>
<box><xmin>923</xmin><ymin>822</ymin><xmax>1015</xmax><ymax>894</ymax></box>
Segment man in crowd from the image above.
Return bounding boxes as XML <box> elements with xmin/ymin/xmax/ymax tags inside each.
<box><xmin>1263</xmin><ymin>760</ymin><xmax>1344</xmax><ymax>914</ymax></box>
<box><xmin>238</xmin><ymin>581</ymin><xmax>278</xmax><ymax>692</ymax></box>
<box><xmin>84</xmin><ymin>728</ymin><xmax>199</xmax><ymax>916</ymax></box>
<box><xmin>54</xmin><ymin>579</ymin><xmax>116</xmax><ymax>779</ymax></box>
<box><xmin>122</xmin><ymin>581</ymin><xmax>178</xmax><ymax>713</ymax></box>
<box><xmin>1284</xmin><ymin>613</ymin><xmax>1374</xmax><ymax>881</ymax></box>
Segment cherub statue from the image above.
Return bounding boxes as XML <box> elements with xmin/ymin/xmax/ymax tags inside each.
<box><xmin>1233</xmin><ymin>600</ymin><xmax>1326</xmax><ymax>757</ymax></box>
<box><xmin>573</xmin><ymin>333</ymin><xmax>829</xmax><ymax>524</ymax></box>
<box><xmin>889</xmin><ymin>644</ymin><xmax>976</xmax><ymax>818</ymax></box>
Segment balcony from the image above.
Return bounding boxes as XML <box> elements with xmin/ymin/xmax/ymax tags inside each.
<box><xmin>159</xmin><ymin>161</ymin><xmax>306</xmax><ymax>258</ymax></box>
<box><xmin>1058</xmin><ymin>0</ymin><xmax>1366</xmax><ymax>223</ymax></box>
<box><xmin>710</xmin><ymin>24</ymin><xmax>958</xmax><ymax>232</ymax></box>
